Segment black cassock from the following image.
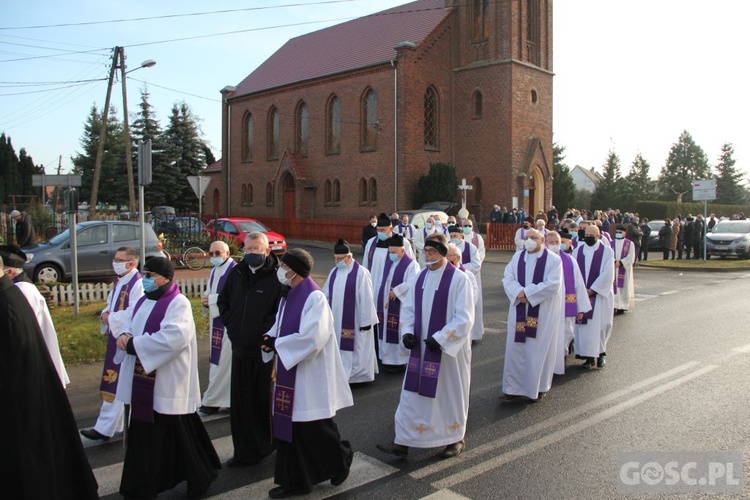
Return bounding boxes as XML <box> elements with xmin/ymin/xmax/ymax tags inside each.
<box><xmin>0</xmin><ymin>274</ymin><xmax>99</xmax><ymax>499</ymax></box>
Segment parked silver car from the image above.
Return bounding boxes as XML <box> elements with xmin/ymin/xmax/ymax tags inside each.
<box><xmin>22</xmin><ymin>220</ymin><xmax>164</xmax><ymax>283</ymax></box>
<box><xmin>706</xmin><ymin>220</ymin><xmax>750</xmax><ymax>259</ymax></box>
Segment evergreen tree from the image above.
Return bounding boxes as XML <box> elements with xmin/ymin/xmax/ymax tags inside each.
<box><xmin>623</xmin><ymin>153</ymin><xmax>656</xmax><ymax>207</ymax></box>
<box><xmin>591</xmin><ymin>149</ymin><xmax>623</xmax><ymax>210</ymax></box>
<box><xmin>71</xmin><ymin>104</ymin><xmax>126</xmax><ymax>207</ymax></box>
<box><xmin>657</xmin><ymin>130</ymin><xmax>711</xmax><ymax>202</ymax></box>
<box><xmin>18</xmin><ymin>148</ymin><xmax>42</xmax><ymax>195</ymax></box>
<box><xmin>0</xmin><ymin>133</ymin><xmax>43</xmax><ymax>204</ymax></box>
<box><xmin>552</xmin><ymin>143</ymin><xmax>576</xmax><ymax>211</ymax></box>
<box><xmin>162</xmin><ymin>102</ymin><xmax>208</xmax><ymax>211</ymax></box>
<box><xmin>714</xmin><ymin>142</ymin><xmax>745</xmax><ymax>205</ymax></box>
<box><xmin>413</xmin><ymin>162</ymin><xmax>458</xmax><ymax>208</ymax></box>
<box><xmin>131</xmin><ymin>88</ymin><xmax>176</xmax><ymax>209</ymax></box>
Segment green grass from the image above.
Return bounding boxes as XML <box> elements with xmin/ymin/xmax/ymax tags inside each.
<box><xmin>51</xmin><ymin>297</ymin><xmax>210</xmax><ymax>366</ymax></box>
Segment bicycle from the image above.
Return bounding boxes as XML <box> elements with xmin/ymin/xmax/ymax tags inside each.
<box><xmin>158</xmin><ymin>234</ymin><xmax>207</xmax><ymax>270</ymax></box>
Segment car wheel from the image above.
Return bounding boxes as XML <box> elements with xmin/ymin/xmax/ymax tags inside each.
<box><xmin>34</xmin><ymin>263</ymin><xmax>63</xmax><ymax>284</ymax></box>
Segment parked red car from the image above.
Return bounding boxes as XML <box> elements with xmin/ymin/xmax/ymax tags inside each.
<box><xmin>204</xmin><ymin>217</ymin><xmax>287</xmax><ymax>256</ymax></box>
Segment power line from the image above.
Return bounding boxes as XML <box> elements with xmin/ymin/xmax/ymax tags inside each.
<box><xmin>0</xmin><ymin>0</ymin><xmax>358</xmax><ymax>30</ymax></box>
<box><xmin>128</xmin><ymin>78</ymin><xmax>220</xmax><ymax>103</ymax></box>
<box><xmin>0</xmin><ymin>47</ymin><xmax>110</xmax><ymax>63</ymax></box>
<box><xmin>0</xmin><ymin>81</ymin><xmax>102</xmax><ymax>96</ymax></box>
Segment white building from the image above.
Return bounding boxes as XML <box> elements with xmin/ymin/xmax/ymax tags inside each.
<box><xmin>570</xmin><ymin>166</ymin><xmax>603</xmax><ymax>193</ymax></box>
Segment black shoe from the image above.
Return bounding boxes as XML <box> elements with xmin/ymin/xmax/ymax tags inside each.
<box><xmin>331</xmin><ymin>447</ymin><xmax>354</xmax><ymax>486</ymax></box>
<box><xmin>268</xmin><ymin>486</ymin><xmax>310</xmax><ymax>499</ymax></box>
<box><xmin>226</xmin><ymin>457</ymin><xmax>258</xmax><ymax>467</ymax></box>
<box><xmin>500</xmin><ymin>394</ymin><xmax>524</xmax><ymax>403</ymax></box>
<box><xmin>376</xmin><ymin>442</ymin><xmax>408</xmax><ymax>458</ymax></box>
<box><xmin>80</xmin><ymin>428</ymin><xmax>110</xmax><ymax>441</ymax></box>
<box><xmin>581</xmin><ymin>358</ymin><xmax>596</xmax><ymax>369</ymax></box>
<box><xmin>597</xmin><ymin>356</ymin><xmax>606</xmax><ymax>368</ymax></box>
<box><xmin>199</xmin><ymin>405</ymin><xmax>219</xmax><ymax>415</ymax></box>
<box><xmin>440</xmin><ymin>440</ymin><xmax>465</xmax><ymax>458</ymax></box>
<box><xmin>529</xmin><ymin>392</ymin><xmax>546</xmax><ymax>403</ymax></box>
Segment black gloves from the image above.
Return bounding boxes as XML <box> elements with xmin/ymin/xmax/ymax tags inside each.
<box><xmin>424</xmin><ymin>337</ymin><xmax>441</xmax><ymax>352</ymax></box>
<box><xmin>359</xmin><ymin>325</ymin><xmax>373</xmax><ymax>331</ymax></box>
<box><xmin>260</xmin><ymin>335</ymin><xmax>276</xmax><ymax>353</ymax></box>
<box><xmin>402</xmin><ymin>333</ymin><xmax>416</xmax><ymax>349</ymax></box>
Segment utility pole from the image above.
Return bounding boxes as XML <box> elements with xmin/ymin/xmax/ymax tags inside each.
<box><xmin>118</xmin><ymin>48</ymin><xmax>137</xmax><ymax>214</ymax></box>
<box><xmin>90</xmin><ymin>46</ymin><xmax>119</xmax><ymax>216</ymax></box>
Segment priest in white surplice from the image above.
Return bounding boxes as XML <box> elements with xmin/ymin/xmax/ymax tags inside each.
<box><xmin>199</xmin><ymin>240</ymin><xmax>236</xmax><ymax>414</ymax></box>
<box><xmin>572</xmin><ymin>225</ymin><xmax>615</xmax><ymax>369</ymax></box>
<box><xmin>514</xmin><ymin>217</ymin><xmax>535</xmax><ymax>251</ymax></box>
<box><xmin>323</xmin><ymin>239</ymin><xmax>379</xmax><ymax>383</ymax></box>
<box><xmin>501</xmin><ymin>229</ymin><xmax>562</xmax><ymax>403</ymax></box>
<box><xmin>0</xmin><ymin>244</ymin><xmax>70</xmax><ymax>388</ymax></box>
<box><xmin>446</xmin><ymin>243</ymin><xmax>479</xmax><ymax>319</ymax></box>
<box><xmin>458</xmin><ymin>221</ymin><xmax>486</xmax><ymax>342</ymax></box>
<box><xmin>375</xmin><ymin>234</ymin><xmax>420</xmax><ymax>371</ymax></box>
<box><xmin>414</xmin><ymin>216</ymin><xmax>439</xmax><ymax>267</ymax></box>
<box><xmin>545</xmin><ymin>231</ymin><xmax>590</xmax><ymax>375</ymax></box>
<box><xmin>611</xmin><ymin>224</ymin><xmax>636</xmax><ymax>314</ymax></box>
<box><xmin>377</xmin><ymin>234</ymin><xmax>474</xmax><ymax>459</ymax></box>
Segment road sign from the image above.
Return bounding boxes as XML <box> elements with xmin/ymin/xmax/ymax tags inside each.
<box><xmin>32</xmin><ymin>174</ymin><xmax>82</xmax><ymax>187</ymax></box>
<box><xmin>187</xmin><ymin>176</ymin><xmax>211</xmax><ymax>198</ymax></box>
<box><xmin>692</xmin><ymin>179</ymin><xmax>716</xmax><ymax>201</ymax></box>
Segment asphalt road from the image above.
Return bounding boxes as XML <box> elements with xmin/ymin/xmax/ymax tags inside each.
<box><xmin>74</xmin><ymin>248</ymin><xmax>750</xmax><ymax>499</ymax></box>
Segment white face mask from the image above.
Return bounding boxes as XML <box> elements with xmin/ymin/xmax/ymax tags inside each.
<box><xmin>547</xmin><ymin>244</ymin><xmax>561</xmax><ymax>254</ymax></box>
<box><xmin>112</xmin><ymin>261</ymin><xmax>129</xmax><ymax>276</ymax></box>
<box><xmin>277</xmin><ymin>267</ymin><xmax>294</xmax><ymax>286</ymax></box>
<box><xmin>524</xmin><ymin>238</ymin><xmax>539</xmax><ymax>252</ymax></box>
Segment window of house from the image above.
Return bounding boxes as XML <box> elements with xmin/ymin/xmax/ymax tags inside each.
<box><xmin>361</xmin><ymin>89</ymin><xmax>378</xmax><ymax>151</ymax></box>
<box><xmin>526</xmin><ymin>0</ymin><xmax>541</xmax><ymax>66</ymax></box>
<box><xmin>295</xmin><ymin>101</ymin><xmax>308</xmax><ymax>157</ymax></box>
<box><xmin>266</xmin><ymin>182</ymin><xmax>274</xmax><ymax>206</ymax></box>
<box><xmin>531</xmin><ymin>89</ymin><xmax>538</xmax><ymax>104</ymax></box>
<box><xmin>473</xmin><ymin>0</ymin><xmax>489</xmax><ymax>40</ymax></box>
<box><xmin>472</xmin><ymin>90</ymin><xmax>483</xmax><ymax>118</ymax></box>
<box><xmin>368</xmin><ymin>178</ymin><xmax>377</xmax><ymax>204</ymax></box>
<box><xmin>243</xmin><ymin>113</ymin><xmax>254</xmax><ymax>162</ymax></box>
<box><xmin>324</xmin><ymin>179</ymin><xmax>332</xmax><ymax>206</ymax></box>
<box><xmin>359</xmin><ymin>178</ymin><xmax>368</xmax><ymax>205</ymax></box>
<box><xmin>472</xmin><ymin>177</ymin><xmax>482</xmax><ymax>206</ymax></box>
<box><xmin>241</xmin><ymin>184</ymin><xmax>247</xmax><ymax>205</ymax></box>
<box><xmin>332</xmin><ymin>179</ymin><xmax>340</xmax><ymax>205</ymax></box>
<box><xmin>424</xmin><ymin>86</ymin><xmax>439</xmax><ymax>149</ymax></box>
<box><xmin>267</xmin><ymin>107</ymin><xmax>279</xmax><ymax>160</ymax></box>
<box><xmin>247</xmin><ymin>183</ymin><xmax>253</xmax><ymax>205</ymax></box>
<box><xmin>326</xmin><ymin>95</ymin><xmax>341</xmax><ymax>154</ymax></box>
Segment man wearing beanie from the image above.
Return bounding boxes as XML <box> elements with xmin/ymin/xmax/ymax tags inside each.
<box><xmin>322</xmin><ymin>239</ymin><xmax>379</xmax><ymax>383</ymax></box>
<box><xmin>377</xmin><ymin>233</ymin><xmax>474</xmax><ymax>460</ymax></box>
<box><xmin>114</xmin><ymin>257</ymin><xmax>220</xmax><ymax>498</ymax></box>
<box><xmin>10</xmin><ymin>209</ymin><xmax>36</xmax><ymax>248</ymax></box>
<box><xmin>218</xmin><ymin>231</ymin><xmax>283</xmax><ymax>467</ymax></box>
<box><xmin>261</xmin><ymin>248</ymin><xmax>354</xmax><ymax>498</ymax></box>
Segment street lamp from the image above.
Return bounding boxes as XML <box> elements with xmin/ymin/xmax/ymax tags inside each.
<box><xmin>90</xmin><ymin>48</ymin><xmax>155</xmax><ymax>216</ymax></box>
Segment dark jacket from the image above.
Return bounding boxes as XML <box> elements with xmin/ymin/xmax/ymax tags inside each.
<box><xmin>362</xmin><ymin>223</ymin><xmax>377</xmax><ymax>248</ymax></box>
<box><xmin>218</xmin><ymin>252</ymin><xmax>283</xmax><ymax>358</ymax></box>
<box><xmin>16</xmin><ymin>213</ymin><xmax>36</xmax><ymax>248</ymax></box>
<box><xmin>626</xmin><ymin>223</ymin><xmax>642</xmax><ymax>246</ymax></box>
<box><xmin>658</xmin><ymin>224</ymin><xmax>672</xmax><ymax>249</ymax></box>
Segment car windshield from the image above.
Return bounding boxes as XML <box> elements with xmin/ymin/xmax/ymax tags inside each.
<box><xmin>236</xmin><ymin>220</ymin><xmax>268</xmax><ymax>233</ymax></box>
<box><xmin>711</xmin><ymin>221</ymin><xmax>750</xmax><ymax>233</ymax></box>
<box><xmin>45</xmin><ymin>223</ymin><xmax>91</xmax><ymax>245</ymax></box>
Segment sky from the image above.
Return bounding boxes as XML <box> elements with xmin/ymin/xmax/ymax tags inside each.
<box><xmin>2</xmin><ymin>0</ymin><xmax>749</xmax><ymax>180</ymax></box>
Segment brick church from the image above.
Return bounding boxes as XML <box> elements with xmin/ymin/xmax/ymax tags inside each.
<box><xmin>209</xmin><ymin>0</ymin><xmax>553</xmax><ymax>223</ymax></box>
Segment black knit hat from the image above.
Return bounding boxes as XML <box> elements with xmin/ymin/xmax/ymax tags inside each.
<box><xmin>377</xmin><ymin>213</ymin><xmax>392</xmax><ymax>227</ymax></box>
<box><xmin>281</xmin><ymin>249</ymin><xmax>312</xmax><ymax>278</ymax></box>
<box><xmin>0</xmin><ymin>244</ymin><xmax>27</xmax><ymax>268</ymax></box>
<box><xmin>143</xmin><ymin>257</ymin><xmax>174</xmax><ymax>280</ymax></box>
<box><xmin>334</xmin><ymin>238</ymin><xmax>351</xmax><ymax>255</ymax></box>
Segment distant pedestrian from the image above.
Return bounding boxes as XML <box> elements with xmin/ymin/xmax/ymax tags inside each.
<box><xmin>10</xmin><ymin>209</ymin><xmax>36</xmax><ymax>248</ymax></box>
<box><xmin>361</xmin><ymin>214</ymin><xmax>378</xmax><ymax>249</ymax></box>
<box><xmin>659</xmin><ymin>220</ymin><xmax>672</xmax><ymax>260</ymax></box>
<box><xmin>639</xmin><ymin>218</ymin><xmax>651</xmax><ymax>261</ymax></box>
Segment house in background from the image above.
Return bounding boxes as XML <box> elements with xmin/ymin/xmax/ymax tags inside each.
<box><xmin>213</xmin><ymin>0</ymin><xmax>554</xmax><ymax>222</ymax></box>
<box><xmin>570</xmin><ymin>165</ymin><xmax>603</xmax><ymax>193</ymax></box>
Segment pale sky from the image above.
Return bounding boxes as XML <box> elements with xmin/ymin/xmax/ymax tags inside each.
<box><xmin>2</xmin><ymin>0</ymin><xmax>748</xmax><ymax>181</ymax></box>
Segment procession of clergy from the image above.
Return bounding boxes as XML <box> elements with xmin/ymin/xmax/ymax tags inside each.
<box><xmin>0</xmin><ymin>204</ymin><xmax>636</xmax><ymax>499</ymax></box>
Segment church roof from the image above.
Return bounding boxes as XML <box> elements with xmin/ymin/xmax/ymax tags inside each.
<box><xmin>232</xmin><ymin>0</ymin><xmax>451</xmax><ymax>97</ymax></box>
<box><xmin>203</xmin><ymin>159</ymin><xmax>222</xmax><ymax>173</ymax></box>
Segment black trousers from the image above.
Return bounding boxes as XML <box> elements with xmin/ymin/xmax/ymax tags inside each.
<box><xmin>230</xmin><ymin>354</ymin><xmax>274</xmax><ymax>462</ymax></box>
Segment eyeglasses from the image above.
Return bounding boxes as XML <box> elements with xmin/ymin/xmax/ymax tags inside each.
<box><xmin>208</xmin><ymin>251</ymin><xmax>224</xmax><ymax>257</ymax></box>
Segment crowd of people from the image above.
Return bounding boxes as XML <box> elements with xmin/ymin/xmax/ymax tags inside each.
<box><xmin>4</xmin><ymin>201</ymin><xmax>739</xmax><ymax>498</ymax></box>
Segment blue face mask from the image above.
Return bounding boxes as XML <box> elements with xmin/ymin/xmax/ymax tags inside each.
<box><xmin>336</xmin><ymin>260</ymin><xmax>347</xmax><ymax>269</ymax></box>
<box><xmin>450</xmin><ymin>238</ymin><xmax>461</xmax><ymax>245</ymax></box>
<box><xmin>463</xmin><ymin>226</ymin><xmax>472</xmax><ymax>235</ymax></box>
<box><xmin>244</xmin><ymin>253</ymin><xmax>265</xmax><ymax>267</ymax></box>
<box><xmin>142</xmin><ymin>276</ymin><xmax>157</xmax><ymax>292</ymax></box>
<box><xmin>425</xmin><ymin>223</ymin><xmax>432</xmax><ymax>230</ymax></box>
<box><xmin>377</xmin><ymin>232</ymin><xmax>388</xmax><ymax>241</ymax></box>
<box><xmin>560</xmin><ymin>243</ymin><xmax>569</xmax><ymax>252</ymax></box>
<box><xmin>389</xmin><ymin>253</ymin><xmax>399</xmax><ymax>263</ymax></box>
<box><xmin>210</xmin><ymin>257</ymin><xmax>224</xmax><ymax>267</ymax></box>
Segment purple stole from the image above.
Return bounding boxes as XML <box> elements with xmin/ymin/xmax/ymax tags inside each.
<box><xmin>514</xmin><ymin>249</ymin><xmax>549</xmax><ymax>342</ymax></box>
<box><xmin>460</xmin><ymin>242</ymin><xmax>472</xmax><ymax>265</ymax></box>
<box><xmin>610</xmin><ymin>238</ymin><xmax>631</xmax><ymax>294</ymax></box>
<box><xmin>99</xmin><ymin>272</ymin><xmax>141</xmax><ymax>402</ymax></box>
<box><xmin>575</xmin><ymin>244</ymin><xmax>605</xmax><ymax>325</ymax></box>
<box><xmin>130</xmin><ymin>282</ymin><xmax>181</xmax><ymax>423</ymax></box>
<box><xmin>208</xmin><ymin>259</ymin><xmax>236</xmax><ymax>365</ymax></box>
<box><xmin>399</xmin><ymin>224</ymin><xmax>414</xmax><ymax>239</ymax></box>
<box><xmin>559</xmin><ymin>252</ymin><xmax>578</xmax><ymax>317</ymax></box>
<box><xmin>273</xmin><ymin>277</ymin><xmax>320</xmax><ymax>442</ymax></box>
<box><xmin>404</xmin><ymin>263</ymin><xmax>456</xmax><ymax>398</ymax></box>
<box><xmin>471</xmin><ymin>231</ymin><xmax>479</xmax><ymax>248</ymax></box>
<box><xmin>381</xmin><ymin>255</ymin><xmax>413</xmax><ymax>344</ymax></box>
<box><xmin>327</xmin><ymin>261</ymin><xmax>360</xmax><ymax>351</ymax></box>
<box><xmin>366</xmin><ymin>238</ymin><xmax>381</xmax><ymax>271</ymax></box>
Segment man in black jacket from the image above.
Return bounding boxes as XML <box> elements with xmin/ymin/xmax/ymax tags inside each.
<box><xmin>10</xmin><ymin>210</ymin><xmax>36</xmax><ymax>248</ymax></box>
<box><xmin>218</xmin><ymin>231</ymin><xmax>283</xmax><ymax>467</ymax></box>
